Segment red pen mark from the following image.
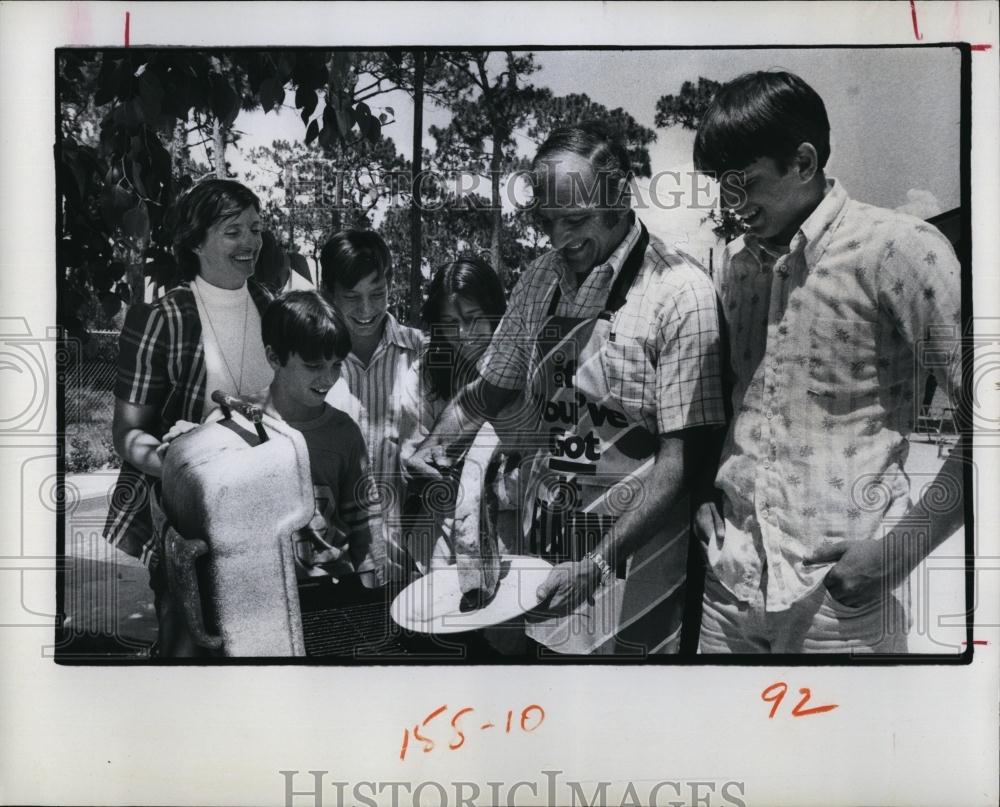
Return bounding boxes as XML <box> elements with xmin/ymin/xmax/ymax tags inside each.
<box><xmin>520</xmin><ymin>704</ymin><xmax>546</xmax><ymax>731</ymax></box>
<box><xmin>124</xmin><ymin>11</ymin><xmax>130</xmax><ymax>47</ymax></box>
<box><xmin>762</xmin><ymin>682</ymin><xmax>787</xmax><ymax>718</ymax></box>
<box><xmin>449</xmin><ymin>707</ymin><xmax>474</xmax><ymax>750</ymax></box>
<box><xmin>422</xmin><ymin>704</ymin><xmax>448</xmax><ymax>726</ymax></box>
<box><xmin>909</xmin><ymin>0</ymin><xmax>923</xmax><ymax>41</ymax></box>
<box><xmin>400</xmin><ymin>704</ymin><xmax>546</xmax><ymax>761</ymax></box>
<box><xmin>762</xmin><ymin>681</ymin><xmax>838</xmax><ymax>718</ymax></box>
<box><xmin>399</xmin><ymin>703</ymin><xmax>449</xmax><ymax>759</ymax></box>
<box><xmin>791</xmin><ymin>687</ymin><xmax>839</xmax><ymax>717</ymax></box>
<box><xmin>962</xmin><ymin>640</ymin><xmax>989</xmax><ymax>645</ymax></box>
<box><xmin>411</xmin><ymin>723</ymin><xmax>434</xmax><ymax>754</ymax></box>
<box><xmin>970</xmin><ymin>44</ymin><xmax>992</xmax><ymax>52</ymax></box>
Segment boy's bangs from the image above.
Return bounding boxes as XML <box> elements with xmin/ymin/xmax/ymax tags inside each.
<box><xmin>262</xmin><ymin>290</ymin><xmax>352</xmax><ymax>364</ymax></box>
<box><xmin>296</xmin><ymin>321</ymin><xmax>350</xmax><ymax>363</ymax></box>
<box><xmin>695</xmin><ymin>113</ymin><xmax>773</xmax><ymax>175</ymax></box>
<box><xmin>290</xmin><ymin>310</ymin><xmax>350</xmax><ymax>362</ymax></box>
<box><xmin>336</xmin><ymin>255</ymin><xmax>390</xmax><ymax>290</ymax></box>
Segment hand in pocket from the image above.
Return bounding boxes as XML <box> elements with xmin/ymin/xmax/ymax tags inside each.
<box><xmin>804</xmin><ymin>539</ymin><xmax>887</xmax><ymax>608</ymax></box>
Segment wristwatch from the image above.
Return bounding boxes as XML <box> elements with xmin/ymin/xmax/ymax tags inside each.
<box><xmin>585</xmin><ymin>550</ymin><xmax>614</xmax><ymax>587</ymax></box>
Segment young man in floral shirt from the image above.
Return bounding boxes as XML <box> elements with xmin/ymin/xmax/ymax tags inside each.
<box><xmin>693</xmin><ymin>71</ymin><xmax>964</xmax><ymax>653</ymax></box>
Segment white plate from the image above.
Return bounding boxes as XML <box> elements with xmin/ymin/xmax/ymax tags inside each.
<box><xmin>390</xmin><ymin>556</ymin><xmax>554</xmax><ymax>634</ymax></box>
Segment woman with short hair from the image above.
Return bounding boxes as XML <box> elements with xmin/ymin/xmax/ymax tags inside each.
<box><xmin>104</xmin><ymin>178</ymin><xmax>274</xmax><ymax>656</ymax></box>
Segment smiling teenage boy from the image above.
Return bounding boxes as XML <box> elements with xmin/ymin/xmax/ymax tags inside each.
<box><xmin>319</xmin><ymin>230</ymin><xmax>426</xmax><ymax>583</ymax></box>
<box><xmin>254</xmin><ymin>290</ymin><xmax>379</xmax><ymax>589</ymax></box>
<box><xmin>693</xmin><ymin>71</ymin><xmax>964</xmax><ymax>653</ymax></box>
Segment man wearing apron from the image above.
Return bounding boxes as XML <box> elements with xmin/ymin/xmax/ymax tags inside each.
<box><xmin>407</xmin><ymin>122</ymin><xmax>727</xmax><ymax>655</ymax></box>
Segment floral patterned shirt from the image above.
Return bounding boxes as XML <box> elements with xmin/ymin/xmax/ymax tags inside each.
<box><xmin>710</xmin><ymin>180</ymin><xmax>962</xmax><ymax>610</ymax></box>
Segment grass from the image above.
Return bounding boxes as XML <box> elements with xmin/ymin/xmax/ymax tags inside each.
<box><xmin>65</xmin><ymin>388</ymin><xmax>120</xmax><ymax>473</ymax></box>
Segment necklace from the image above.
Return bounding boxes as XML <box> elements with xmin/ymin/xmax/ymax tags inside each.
<box><xmin>193</xmin><ymin>279</ymin><xmax>249</xmax><ymax>395</ymax></box>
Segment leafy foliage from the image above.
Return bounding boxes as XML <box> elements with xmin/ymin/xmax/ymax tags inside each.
<box><xmin>654</xmin><ymin>77</ymin><xmax>723</xmax><ymax>131</ymax></box>
<box><xmin>66</xmin><ymin>388</ymin><xmax>119</xmax><ymax>472</ymax></box>
<box><xmin>528</xmin><ymin>92</ymin><xmax>657</xmax><ymax>178</ymax></box>
<box><xmin>244</xmin><ymin>135</ymin><xmax>410</xmax><ymax>265</ymax></box>
<box><xmin>702</xmin><ymin>207</ymin><xmax>747</xmax><ymax>243</ymax></box>
<box><xmin>426</xmin><ymin>55</ymin><xmax>657</xmax><ymax>284</ymax></box>
<box><xmin>57</xmin><ymin>49</ymin><xmax>391</xmax><ymax>338</ymax></box>
<box><xmin>59</xmin><ymin>49</ymin><xmax>692</xmax><ymax>340</ymax></box>
<box><xmin>378</xmin><ymin>190</ymin><xmax>546</xmax><ymax>306</ymax></box>
<box><xmin>424</xmin><ymin>51</ymin><xmax>546</xmax><ymax>284</ymax></box>
<box><xmin>654</xmin><ymin>76</ymin><xmax>745</xmax><ymax>243</ymax></box>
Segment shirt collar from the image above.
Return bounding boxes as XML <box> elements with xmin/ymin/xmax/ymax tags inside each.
<box><xmin>344</xmin><ymin>311</ymin><xmax>416</xmax><ymax>368</ymax></box>
<box><xmin>798</xmin><ymin>178</ymin><xmax>847</xmax><ymax>263</ymax></box>
<box><xmin>741</xmin><ymin>178</ymin><xmax>848</xmax><ymax>267</ymax></box>
<box><xmin>557</xmin><ymin>211</ymin><xmax>642</xmax><ymax>294</ymax></box>
<box><xmin>380</xmin><ymin>311</ymin><xmax>409</xmax><ymax>350</ymax></box>
<box><xmin>604</xmin><ymin>211</ymin><xmax>642</xmax><ymax>279</ymax></box>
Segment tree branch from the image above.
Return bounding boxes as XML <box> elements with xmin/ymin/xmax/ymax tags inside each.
<box><xmin>354</xmin><ymin>78</ymin><xmax>384</xmax><ymax>96</ymax></box>
<box><xmin>354</xmin><ymin>89</ymin><xmax>389</xmax><ymax>103</ymax></box>
<box><xmin>475</xmin><ymin>54</ymin><xmax>493</xmax><ymax>99</ymax></box>
<box><xmin>440</xmin><ymin>53</ymin><xmax>482</xmax><ymax>89</ymax></box>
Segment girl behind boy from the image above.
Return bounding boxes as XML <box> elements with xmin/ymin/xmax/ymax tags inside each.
<box><xmin>408</xmin><ymin>257</ymin><xmax>519</xmax><ymax>573</ymax></box>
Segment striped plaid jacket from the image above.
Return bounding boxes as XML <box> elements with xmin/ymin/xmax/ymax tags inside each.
<box><xmin>102</xmin><ymin>279</ymin><xmax>272</xmax><ymax>568</ymax></box>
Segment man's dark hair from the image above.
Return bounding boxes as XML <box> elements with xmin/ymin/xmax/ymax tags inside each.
<box><xmin>693</xmin><ymin>70</ymin><xmax>831</xmax><ymax>175</ymax></box>
<box><xmin>319</xmin><ymin>229</ymin><xmax>393</xmax><ymax>292</ymax></box>
<box><xmin>531</xmin><ymin>120</ymin><xmax>633</xmax><ymax>212</ymax></box>
<box><xmin>261</xmin><ymin>289</ymin><xmax>351</xmax><ymax>365</ymax></box>
<box><xmin>172</xmin><ymin>179</ymin><xmax>262</xmax><ymax>282</ymax></box>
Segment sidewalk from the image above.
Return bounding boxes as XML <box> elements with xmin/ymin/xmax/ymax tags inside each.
<box><xmin>65</xmin><ymin>469</ymin><xmax>120</xmax><ymax>508</ymax></box>
<box><xmin>62</xmin><ymin>469</ymin><xmax>156</xmax><ymax>656</ymax></box>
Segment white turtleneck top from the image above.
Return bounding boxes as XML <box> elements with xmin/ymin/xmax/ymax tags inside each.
<box><xmin>191</xmin><ymin>275</ymin><xmax>272</xmax><ymax>410</ymax></box>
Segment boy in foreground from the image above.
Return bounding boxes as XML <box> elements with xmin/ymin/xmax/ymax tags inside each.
<box><xmin>256</xmin><ymin>290</ymin><xmax>379</xmax><ymax>589</ymax></box>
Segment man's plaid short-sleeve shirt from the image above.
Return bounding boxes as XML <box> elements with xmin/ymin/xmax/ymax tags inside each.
<box><xmin>478</xmin><ymin>216</ymin><xmax>727</xmax><ymax>435</ymax></box>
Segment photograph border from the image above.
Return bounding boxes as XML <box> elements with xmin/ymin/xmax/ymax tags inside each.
<box><xmin>54</xmin><ymin>41</ymin><xmax>975</xmax><ymax>668</ymax></box>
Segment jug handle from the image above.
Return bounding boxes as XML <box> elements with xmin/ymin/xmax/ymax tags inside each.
<box><xmin>163</xmin><ymin>529</ymin><xmax>224</xmax><ymax>650</ymax></box>
<box><xmin>211</xmin><ymin>390</ymin><xmax>268</xmax><ymax>442</ymax></box>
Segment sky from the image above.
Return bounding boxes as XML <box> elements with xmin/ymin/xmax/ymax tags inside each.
<box><xmin>223</xmin><ymin>46</ymin><xmax>961</xmax><ymax>264</ymax></box>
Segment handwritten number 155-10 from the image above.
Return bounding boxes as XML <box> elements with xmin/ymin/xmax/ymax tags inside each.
<box><xmin>400</xmin><ymin>705</ymin><xmax>545</xmax><ymax>760</ymax></box>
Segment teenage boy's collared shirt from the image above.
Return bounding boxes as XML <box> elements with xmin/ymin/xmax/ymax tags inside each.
<box><xmin>326</xmin><ymin>312</ymin><xmax>425</xmax><ymax>577</ymax></box>
<box><xmin>711</xmin><ymin>179</ymin><xmax>962</xmax><ymax>611</ymax></box>
<box><xmin>478</xmin><ymin>215</ymin><xmax>727</xmax><ymax>436</ymax></box>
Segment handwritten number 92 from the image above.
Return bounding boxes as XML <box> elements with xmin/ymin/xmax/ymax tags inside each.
<box><xmin>400</xmin><ymin>705</ymin><xmax>545</xmax><ymax>760</ymax></box>
<box><xmin>762</xmin><ymin>682</ymin><xmax>838</xmax><ymax>718</ymax></box>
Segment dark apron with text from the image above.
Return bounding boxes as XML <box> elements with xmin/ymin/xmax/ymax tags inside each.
<box><xmin>522</xmin><ymin>225</ymin><xmax>690</xmax><ymax>654</ymax></box>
